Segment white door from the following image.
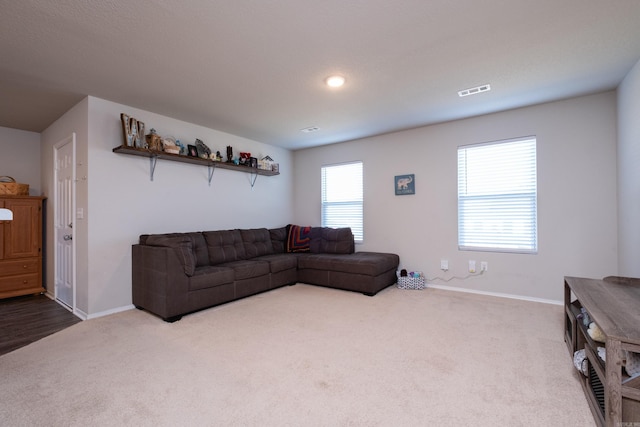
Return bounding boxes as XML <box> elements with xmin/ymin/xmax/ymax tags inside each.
<box><xmin>54</xmin><ymin>134</ymin><xmax>75</xmax><ymax>310</ymax></box>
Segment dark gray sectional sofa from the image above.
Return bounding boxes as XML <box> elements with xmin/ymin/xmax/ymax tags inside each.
<box><xmin>132</xmin><ymin>226</ymin><xmax>399</xmax><ymax>321</ymax></box>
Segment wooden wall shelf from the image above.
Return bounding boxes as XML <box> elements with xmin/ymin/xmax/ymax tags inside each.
<box><xmin>113</xmin><ymin>145</ymin><xmax>279</xmax><ymax>186</ymax></box>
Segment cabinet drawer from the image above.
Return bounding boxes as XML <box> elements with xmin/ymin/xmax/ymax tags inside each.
<box><xmin>0</xmin><ymin>273</ymin><xmax>40</xmax><ymax>292</ymax></box>
<box><xmin>0</xmin><ymin>258</ymin><xmax>39</xmax><ymax>276</ymax></box>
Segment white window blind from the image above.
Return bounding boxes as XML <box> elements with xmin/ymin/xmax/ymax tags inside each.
<box><xmin>457</xmin><ymin>137</ymin><xmax>537</xmax><ymax>253</ymax></box>
<box><xmin>321</xmin><ymin>161</ymin><xmax>363</xmax><ymax>242</ymax></box>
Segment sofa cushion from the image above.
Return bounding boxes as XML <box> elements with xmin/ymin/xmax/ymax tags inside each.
<box><xmin>141</xmin><ymin>232</ymin><xmax>209</xmax><ymax>267</ymax></box>
<box><xmin>204</xmin><ymin>229</ymin><xmax>247</xmax><ymax>265</ymax></box>
<box><xmin>310</xmin><ymin>227</ymin><xmax>355</xmax><ymax>254</ymax></box>
<box><xmin>218</xmin><ymin>260</ymin><xmax>270</xmax><ymax>280</ymax></box>
<box><xmin>185</xmin><ymin>232</ymin><xmax>210</xmax><ymax>267</ymax></box>
<box><xmin>254</xmin><ymin>253</ymin><xmax>299</xmax><ymax>273</ymax></box>
<box><xmin>286</xmin><ymin>224</ymin><xmax>312</xmax><ymax>253</ymax></box>
<box><xmin>241</xmin><ymin>228</ymin><xmax>275</xmax><ymax>258</ymax></box>
<box><xmin>144</xmin><ymin>235</ymin><xmax>196</xmax><ymax>276</ymax></box>
<box><xmin>297</xmin><ymin>252</ymin><xmax>399</xmax><ymax>276</ymax></box>
<box><xmin>189</xmin><ymin>266</ymin><xmax>235</xmax><ymax>291</ymax></box>
<box><xmin>269</xmin><ymin>226</ymin><xmax>287</xmax><ymax>253</ymax></box>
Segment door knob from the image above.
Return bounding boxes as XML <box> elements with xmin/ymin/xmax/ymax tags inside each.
<box><xmin>63</xmin><ymin>234</ymin><xmax>72</xmax><ymax>241</ymax></box>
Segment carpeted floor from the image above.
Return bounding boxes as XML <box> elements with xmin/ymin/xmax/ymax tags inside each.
<box><xmin>0</xmin><ymin>284</ymin><xmax>595</xmax><ymax>426</ymax></box>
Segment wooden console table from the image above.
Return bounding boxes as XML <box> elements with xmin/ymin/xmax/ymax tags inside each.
<box><xmin>564</xmin><ymin>276</ymin><xmax>640</xmax><ymax>426</ymax></box>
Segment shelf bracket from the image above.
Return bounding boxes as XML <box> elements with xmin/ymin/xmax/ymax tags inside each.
<box><xmin>149</xmin><ymin>155</ymin><xmax>158</xmax><ymax>181</ymax></box>
<box><xmin>249</xmin><ymin>171</ymin><xmax>258</xmax><ymax>189</ymax></box>
<box><xmin>208</xmin><ymin>164</ymin><xmax>216</xmax><ymax>186</ymax></box>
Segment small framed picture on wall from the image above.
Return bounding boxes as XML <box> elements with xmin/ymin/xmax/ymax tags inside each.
<box><xmin>395</xmin><ymin>174</ymin><xmax>415</xmax><ymax>195</ymax></box>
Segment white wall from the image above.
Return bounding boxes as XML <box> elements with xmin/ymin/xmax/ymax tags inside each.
<box><xmin>0</xmin><ymin>126</ymin><xmax>41</xmax><ymax>196</ymax></box>
<box><xmin>293</xmin><ymin>92</ymin><xmax>618</xmax><ymax>302</ymax></box>
<box><xmin>617</xmin><ymin>58</ymin><xmax>640</xmax><ymax>276</ymax></box>
<box><xmin>84</xmin><ymin>97</ymin><xmax>293</xmax><ymax>316</ymax></box>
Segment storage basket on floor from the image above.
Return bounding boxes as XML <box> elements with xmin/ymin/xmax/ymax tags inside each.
<box><xmin>397</xmin><ymin>274</ymin><xmax>426</xmax><ymax>290</ymax></box>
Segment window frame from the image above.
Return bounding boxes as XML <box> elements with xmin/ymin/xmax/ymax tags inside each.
<box><xmin>457</xmin><ymin>136</ymin><xmax>538</xmax><ymax>254</ymax></box>
<box><xmin>321</xmin><ymin>161</ymin><xmax>364</xmax><ymax>243</ymax></box>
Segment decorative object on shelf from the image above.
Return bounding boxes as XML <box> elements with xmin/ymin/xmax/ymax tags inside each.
<box><xmin>587</xmin><ymin>322</ymin><xmax>606</xmax><ymax>342</ymax></box>
<box><xmin>161</xmin><ymin>136</ymin><xmax>180</xmax><ymax>154</ymax></box>
<box><xmin>249</xmin><ymin>157</ymin><xmax>257</xmax><ymax>168</ymax></box>
<box><xmin>120</xmin><ymin>113</ymin><xmax>145</xmax><ymax>148</ymax></box>
<box><xmin>120</xmin><ymin>113</ymin><xmax>132</xmax><ymax>146</ymax></box>
<box><xmin>0</xmin><ymin>176</ymin><xmax>29</xmax><ymax>196</ymax></box>
<box><xmin>175</xmin><ymin>139</ymin><xmax>186</xmax><ymax>155</ymax></box>
<box><xmin>195</xmin><ymin>139</ymin><xmax>211</xmax><ymax>159</ymax></box>
<box><xmin>135</xmin><ymin>120</ymin><xmax>145</xmax><ymax>148</ymax></box>
<box><xmin>258</xmin><ymin>156</ymin><xmax>274</xmax><ymax>170</ymax></box>
<box><xmin>272</xmin><ymin>163</ymin><xmax>279</xmax><ymax>173</ymax></box>
<box><xmin>146</xmin><ymin>128</ymin><xmax>163</xmax><ymax>151</ymax></box>
<box><xmin>226</xmin><ymin>146</ymin><xmax>233</xmax><ymax>162</ymax></box>
<box><xmin>239</xmin><ymin>152</ymin><xmax>251</xmax><ymax>166</ymax></box>
<box><xmin>395</xmin><ymin>174</ymin><xmax>415</xmax><ymax>195</ymax></box>
<box><xmin>626</xmin><ymin>351</ymin><xmax>640</xmax><ymax>378</ymax></box>
<box><xmin>215</xmin><ymin>151</ymin><xmax>222</xmax><ymax>161</ymax></box>
<box><xmin>187</xmin><ymin>144</ymin><xmax>198</xmax><ymax>157</ymax></box>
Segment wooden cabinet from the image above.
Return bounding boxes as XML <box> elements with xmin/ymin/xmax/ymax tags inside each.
<box><xmin>564</xmin><ymin>276</ymin><xmax>640</xmax><ymax>426</ymax></box>
<box><xmin>0</xmin><ymin>196</ymin><xmax>45</xmax><ymax>299</ymax></box>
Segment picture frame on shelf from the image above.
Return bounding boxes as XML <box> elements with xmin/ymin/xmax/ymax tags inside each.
<box><xmin>187</xmin><ymin>145</ymin><xmax>198</xmax><ymax>157</ymax></box>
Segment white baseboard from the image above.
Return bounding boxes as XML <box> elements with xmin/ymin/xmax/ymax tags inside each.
<box><xmin>427</xmin><ymin>283</ymin><xmax>563</xmax><ymax>306</ymax></box>
<box><xmin>86</xmin><ymin>304</ymin><xmax>135</xmax><ymax>320</ymax></box>
<box><xmin>45</xmin><ymin>289</ymin><xmax>135</xmax><ymax>320</ymax></box>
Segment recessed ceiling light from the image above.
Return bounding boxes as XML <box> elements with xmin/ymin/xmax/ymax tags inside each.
<box><xmin>458</xmin><ymin>84</ymin><xmax>491</xmax><ymax>97</ymax></box>
<box><xmin>301</xmin><ymin>126</ymin><xmax>320</xmax><ymax>133</ymax></box>
<box><xmin>325</xmin><ymin>75</ymin><xmax>346</xmax><ymax>88</ymax></box>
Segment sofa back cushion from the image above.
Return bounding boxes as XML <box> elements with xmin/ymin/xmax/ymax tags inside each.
<box><xmin>143</xmin><ymin>234</ymin><xmax>197</xmax><ymax>276</ymax></box>
<box><xmin>310</xmin><ymin>227</ymin><xmax>355</xmax><ymax>254</ymax></box>
<box><xmin>241</xmin><ymin>228</ymin><xmax>275</xmax><ymax>258</ymax></box>
<box><xmin>203</xmin><ymin>229</ymin><xmax>247</xmax><ymax>265</ymax></box>
<box><xmin>141</xmin><ymin>232</ymin><xmax>209</xmax><ymax>267</ymax></box>
<box><xmin>184</xmin><ymin>232</ymin><xmax>209</xmax><ymax>267</ymax></box>
<box><xmin>269</xmin><ymin>226</ymin><xmax>287</xmax><ymax>253</ymax></box>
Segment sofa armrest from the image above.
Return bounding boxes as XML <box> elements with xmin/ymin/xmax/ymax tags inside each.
<box><xmin>132</xmin><ymin>244</ymin><xmax>189</xmax><ymax>320</ymax></box>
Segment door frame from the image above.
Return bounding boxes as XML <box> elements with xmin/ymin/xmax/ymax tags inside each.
<box><xmin>53</xmin><ymin>133</ymin><xmax>77</xmax><ymax>315</ymax></box>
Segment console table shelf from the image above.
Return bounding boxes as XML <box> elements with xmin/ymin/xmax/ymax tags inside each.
<box><xmin>564</xmin><ymin>276</ymin><xmax>640</xmax><ymax>426</ymax></box>
<box><xmin>113</xmin><ymin>145</ymin><xmax>279</xmax><ymax>186</ymax></box>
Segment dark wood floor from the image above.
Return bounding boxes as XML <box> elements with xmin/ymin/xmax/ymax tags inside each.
<box><xmin>0</xmin><ymin>294</ymin><xmax>82</xmax><ymax>356</ymax></box>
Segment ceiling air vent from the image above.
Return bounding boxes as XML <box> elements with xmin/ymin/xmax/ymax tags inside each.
<box><xmin>301</xmin><ymin>126</ymin><xmax>320</xmax><ymax>133</ymax></box>
<box><xmin>458</xmin><ymin>84</ymin><xmax>491</xmax><ymax>97</ymax></box>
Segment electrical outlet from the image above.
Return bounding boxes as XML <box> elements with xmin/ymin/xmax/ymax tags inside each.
<box><xmin>481</xmin><ymin>261</ymin><xmax>488</xmax><ymax>272</ymax></box>
<box><xmin>468</xmin><ymin>260</ymin><xmax>476</xmax><ymax>273</ymax></box>
<box><xmin>440</xmin><ymin>259</ymin><xmax>449</xmax><ymax>271</ymax></box>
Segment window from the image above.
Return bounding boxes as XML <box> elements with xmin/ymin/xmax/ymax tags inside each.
<box><xmin>457</xmin><ymin>137</ymin><xmax>537</xmax><ymax>253</ymax></box>
<box><xmin>321</xmin><ymin>161</ymin><xmax>363</xmax><ymax>243</ymax></box>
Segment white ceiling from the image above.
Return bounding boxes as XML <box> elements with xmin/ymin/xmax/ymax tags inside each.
<box><xmin>1</xmin><ymin>0</ymin><xmax>640</xmax><ymax>150</ymax></box>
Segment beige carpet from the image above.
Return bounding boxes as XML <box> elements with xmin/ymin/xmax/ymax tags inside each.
<box><xmin>0</xmin><ymin>284</ymin><xmax>594</xmax><ymax>426</ymax></box>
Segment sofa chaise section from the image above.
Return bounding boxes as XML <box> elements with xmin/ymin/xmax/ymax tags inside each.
<box><xmin>297</xmin><ymin>251</ymin><xmax>400</xmax><ymax>296</ymax></box>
